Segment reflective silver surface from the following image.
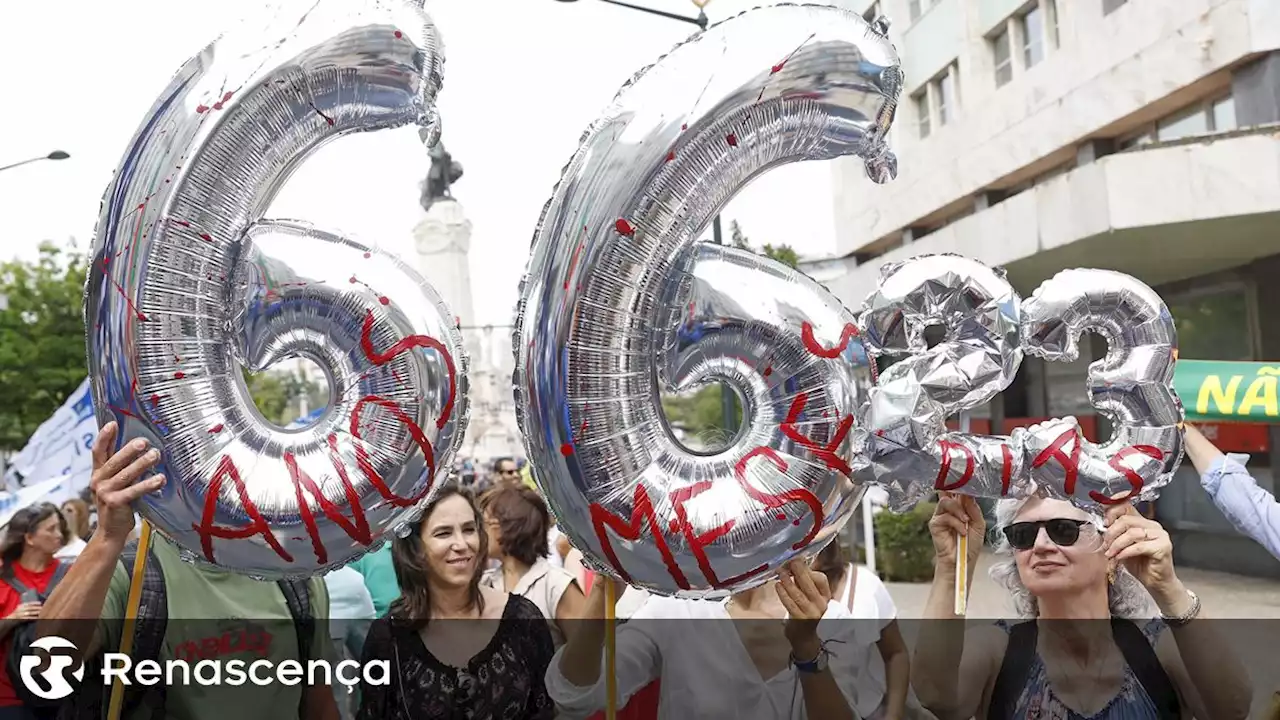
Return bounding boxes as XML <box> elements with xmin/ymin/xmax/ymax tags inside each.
<box><xmin>1021</xmin><ymin>269</ymin><xmax>1183</xmax><ymax>510</ymax></box>
<box><xmin>513</xmin><ymin>4</ymin><xmax>900</xmax><ymax>598</ymax></box>
<box><xmin>84</xmin><ymin>0</ymin><xmax>465</xmax><ymax>579</ymax></box>
<box><xmin>855</xmin><ymin>254</ymin><xmax>1029</xmax><ymax>510</ymax></box>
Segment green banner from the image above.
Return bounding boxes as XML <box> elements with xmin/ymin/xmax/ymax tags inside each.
<box><xmin>1175</xmin><ymin>360</ymin><xmax>1280</xmax><ymax>422</ymax></box>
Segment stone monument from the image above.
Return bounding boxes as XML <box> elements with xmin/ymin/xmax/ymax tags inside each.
<box><xmin>411</xmin><ymin>140</ymin><xmax>522</xmax><ymax>465</ymax></box>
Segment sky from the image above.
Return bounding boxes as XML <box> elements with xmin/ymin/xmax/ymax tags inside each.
<box><xmin>2</xmin><ymin>1</ymin><xmax>1248</xmax><ymax>505</ymax></box>
<box><xmin>0</xmin><ymin>0</ymin><xmax>845</xmax><ymax>328</ymax></box>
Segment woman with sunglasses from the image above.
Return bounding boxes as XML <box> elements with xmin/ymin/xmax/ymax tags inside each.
<box><xmin>912</xmin><ymin>493</ymin><xmax>1252</xmax><ymax>720</ymax></box>
<box><xmin>356</xmin><ymin>483</ymin><xmax>555</xmax><ymax>720</ymax></box>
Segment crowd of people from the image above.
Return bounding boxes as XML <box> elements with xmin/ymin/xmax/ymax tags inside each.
<box><xmin>0</xmin><ymin>419</ymin><xmax>1271</xmax><ymax>719</ymax></box>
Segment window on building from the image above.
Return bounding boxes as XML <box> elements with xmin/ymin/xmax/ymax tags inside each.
<box><xmin>1211</xmin><ymin>95</ymin><xmax>1237</xmax><ymax>132</ymax></box>
<box><xmin>992</xmin><ymin>29</ymin><xmax>1013</xmax><ymax>87</ymax></box>
<box><xmin>1021</xmin><ymin>5</ymin><xmax>1046</xmax><ymax>68</ymax></box>
<box><xmin>1167</xmin><ymin>286</ymin><xmax>1254</xmax><ymax>362</ymax></box>
<box><xmin>937</xmin><ymin>67</ymin><xmax>957</xmax><ymax>126</ymax></box>
<box><xmin>1103</xmin><ymin>0</ymin><xmax>1128</xmax><ymax>15</ymax></box>
<box><xmin>914</xmin><ymin>91</ymin><xmax>930</xmax><ymax>138</ymax></box>
<box><xmin>1157</xmin><ymin>105</ymin><xmax>1209</xmax><ymax>142</ymax></box>
<box><xmin>909</xmin><ymin>0</ymin><xmax>922</xmax><ymax>21</ymax></box>
<box><xmin>1045</xmin><ymin>0</ymin><xmax>1060</xmax><ymax>48</ymax></box>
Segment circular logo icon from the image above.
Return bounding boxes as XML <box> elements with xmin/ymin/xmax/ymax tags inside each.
<box><xmin>19</xmin><ymin>636</ymin><xmax>84</xmax><ymax>701</ymax></box>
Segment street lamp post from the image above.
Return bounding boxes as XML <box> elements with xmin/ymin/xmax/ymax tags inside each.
<box><xmin>554</xmin><ymin>0</ymin><xmax>740</xmax><ymax>436</ymax></box>
<box><xmin>0</xmin><ymin>150</ymin><xmax>70</xmax><ymax>174</ymax></box>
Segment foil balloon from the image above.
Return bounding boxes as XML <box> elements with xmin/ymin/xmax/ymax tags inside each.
<box><xmin>1021</xmin><ymin>269</ymin><xmax>1183</xmax><ymax>508</ymax></box>
<box><xmin>513</xmin><ymin>5</ymin><xmax>899</xmax><ymax>597</ymax></box>
<box><xmin>84</xmin><ymin>0</ymin><xmax>467</xmax><ymax>579</ymax></box>
<box><xmin>855</xmin><ymin>254</ymin><xmax>1029</xmax><ymax>510</ymax></box>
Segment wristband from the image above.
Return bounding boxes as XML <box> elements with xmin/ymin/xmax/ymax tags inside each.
<box><xmin>1162</xmin><ymin>589</ymin><xmax>1201</xmax><ymax>628</ymax></box>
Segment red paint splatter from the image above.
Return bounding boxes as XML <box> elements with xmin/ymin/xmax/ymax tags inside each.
<box><xmin>394</xmin><ymin>30</ymin><xmax>403</xmax><ymax>38</ymax></box>
<box><xmin>208</xmin><ymin>424</ymin><xmax>224</xmax><ymax>434</ymax></box>
<box><xmin>173</xmin><ymin>371</ymin><xmax>186</xmax><ymax>380</ymax></box>
<box><xmin>196</xmin><ymin>104</ymin><xmax>209</xmax><ymax>114</ymax></box>
<box><xmin>455</xmin><ymin>316</ymin><xmax>461</xmax><ymax>328</ymax></box>
<box><xmin>615</xmin><ymin>218</ymin><xmax>635</xmax><ymax>236</ymax></box>
<box><xmin>363</xmin><ymin>252</ymin><xmax>371</xmax><ymax>259</ymax></box>
<box><xmin>681</xmin><ymin>123</ymin><xmax>688</xmax><ymax>131</ymax></box>
<box><xmin>349</xmin><ymin>276</ymin><xmax>357</xmax><ymax>284</ymax></box>
<box><xmin>199</xmin><ymin>233</ymin><xmax>212</xmax><ymax>242</ymax></box>
<box><xmin>763</xmin><ymin>366</ymin><xmax>773</xmax><ymax>377</ymax></box>
<box><xmin>726</xmin><ymin>133</ymin><xmax>738</xmax><ymax>147</ymax></box>
<box><xmin>379</xmin><ymin>296</ymin><xmax>390</xmax><ymax>306</ymax></box>
<box><xmin>360</xmin><ymin>310</ymin><xmax>456</xmax><ymax>428</ymax></box>
<box><xmin>801</xmin><ymin>322</ymin><xmax>859</xmax><ymax>359</ymax></box>
<box><xmin>775</xmin><ymin>513</ymin><xmax>786</xmax><ymax>521</ymax></box>
<box><xmin>560</xmin><ymin>443</ymin><xmax>574</xmax><ymax>456</ymax></box>
<box><xmin>150</xmin><ymin>394</ymin><xmax>161</xmax><ymax>406</ymax></box>
<box><xmin>171</xmin><ymin>219</ymin><xmax>191</xmax><ymax>228</ymax></box>
<box><xmin>666</xmin><ymin>150</ymin><xmax>675</xmax><ymax>162</ymax></box>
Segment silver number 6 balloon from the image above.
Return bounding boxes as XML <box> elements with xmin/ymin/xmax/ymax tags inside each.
<box><xmin>85</xmin><ymin>0</ymin><xmax>467</xmax><ymax>579</ymax></box>
<box><xmin>514</xmin><ymin>5</ymin><xmax>901</xmax><ymax>597</ymax></box>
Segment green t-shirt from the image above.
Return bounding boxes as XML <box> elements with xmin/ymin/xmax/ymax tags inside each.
<box><xmin>345</xmin><ymin>544</ymin><xmax>399</xmax><ymax>618</ymax></box>
<box><xmin>97</xmin><ymin>535</ymin><xmax>335</xmax><ymax>720</ymax></box>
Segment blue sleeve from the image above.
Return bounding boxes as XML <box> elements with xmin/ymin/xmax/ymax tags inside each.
<box><xmin>1199</xmin><ymin>453</ymin><xmax>1280</xmax><ymax>560</ymax></box>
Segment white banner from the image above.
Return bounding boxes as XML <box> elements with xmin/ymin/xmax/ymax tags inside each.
<box><xmin>3</xmin><ymin>378</ymin><xmax>97</xmax><ymax>494</ymax></box>
<box><xmin>0</xmin><ymin>474</ymin><xmax>78</xmax><ymax>527</ymax></box>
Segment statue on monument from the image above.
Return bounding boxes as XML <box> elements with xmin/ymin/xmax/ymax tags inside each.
<box><xmin>421</xmin><ymin>139</ymin><xmax>464</xmax><ymax>212</ymax></box>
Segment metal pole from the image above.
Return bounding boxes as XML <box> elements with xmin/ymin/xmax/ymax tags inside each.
<box><xmin>0</xmin><ymin>151</ymin><xmax>69</xmax><ymax>174</ymax></box>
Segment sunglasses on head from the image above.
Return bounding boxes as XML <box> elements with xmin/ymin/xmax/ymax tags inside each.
<box><xmin>1002</xmin><ymin>518</ymin><xmax>1092</xmax><ymax>550</ymax></box>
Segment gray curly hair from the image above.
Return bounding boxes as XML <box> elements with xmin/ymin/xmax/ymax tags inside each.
<box><xmin>988</xmin><ymin>497</ymin><xmax>1156</xmax><ymax>619</ymax></box>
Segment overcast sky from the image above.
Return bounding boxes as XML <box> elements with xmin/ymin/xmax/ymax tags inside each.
<box><xmin>0</xmin><ymin>0</ymin><xmax>846</xmax><ymax>327</ymax></box>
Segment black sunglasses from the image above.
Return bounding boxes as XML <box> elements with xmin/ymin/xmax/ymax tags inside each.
<box><xmin>1002</xmin><ymin>519</ymin><xmax>1092</xmax><ymax>550</ymax></box>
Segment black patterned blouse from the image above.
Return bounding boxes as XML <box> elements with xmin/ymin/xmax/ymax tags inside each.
<box><xmin>356</xmin><ymin>594</ymin><xmax>555</xmax><ymax>720</ymax></box>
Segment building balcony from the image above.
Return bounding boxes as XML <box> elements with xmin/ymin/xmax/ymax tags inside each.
<box><xmin>829</xmin><ymin>124</ymin><xmax>1280</xmax><ymax>305</ymax></box>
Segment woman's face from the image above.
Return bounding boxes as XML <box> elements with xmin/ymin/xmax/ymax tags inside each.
<box><xmin>28</xmin><ymin>514</ymin><xmax>65</xmax><ymax>556</ymax></box>
<box><xmin>61</xmin><ymin>503</ymin><xmax>80</xmax><ymax>530</ymax></box>
<box><xmin>482</xmin><ymin>509</ymin><xmax>503</xmax><ymax>560</ymax></box>
<box><xmin>1011</xmin><ymin>497</ymin><xmax>1107</xmax><ymax>598</ymax></box>
<box><xmin>421</xmin><ymin>495</ymin><xmax>481</xmax><ymax>588</ymax></box>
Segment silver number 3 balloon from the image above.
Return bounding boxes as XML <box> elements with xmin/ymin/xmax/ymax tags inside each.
<box><xmin>85</xmin><ymin>0</ymin><xmax>467</xmax><ymax>579</ymax></box>
<box><xmin>514</xmin><ymin>5</ymin><xmax>901</xmax><ymax>597</ymax></box>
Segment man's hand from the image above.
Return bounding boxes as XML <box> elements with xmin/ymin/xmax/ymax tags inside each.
<box><xmin>90</xmin><ymin>422</ymin><xmax>165</xmax><ymax>548</ymax></box>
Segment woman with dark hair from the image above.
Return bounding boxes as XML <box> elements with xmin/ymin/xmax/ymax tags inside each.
<box><xmin>480</xmin><ymin>486</ymin><xmax>586</xmax><ymax>647</ymax></box>
<box><xmin>56</xmin><ymin>499</ymin><xmax>91</xmax><ymax>559</ymax></box>
<box><xmin>810</xmin><ymin>541</ymin><xmax>917</xmax><ymax>720</ymax></box>
<box><xmin>356</xmin><ymin>484</ymin><xmax>555</xmax><ymax>720</ymax></box>
<box><xmin>0</xmin><ymin>504</ymin><xmax>70</xmax><ymax>718</ymax></box>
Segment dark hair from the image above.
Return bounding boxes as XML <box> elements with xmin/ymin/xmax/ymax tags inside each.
<box><xmin>480</xmin><ymin>486</ymin><xmax>551</xmax><ymax>567</ymax></box>
<box><xmin>389</xmin><ymin>483</ymin><xmax>488</xmax><ymax>630</ymax></box>
<box><xmin>492</xmin><ymin>457</ymin><xmax>517</xmax><ymax>473</ymax></box>
<box><xmin>2</xmin><ymin>503</ymin><xmax>69</xmax><ymax>566</ymax></box>
<box><xmin>810</xmin><ymin>538</ymin><xmax>849</xmax><ymax>589</ymax></box>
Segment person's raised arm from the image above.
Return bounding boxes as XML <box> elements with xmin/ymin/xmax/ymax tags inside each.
<box><xmin>876</xmin><ymin>620</ymin><xmax>910</xmax><ymax>720</ymax></box>
<box><xmin>1104</xmin><ymin>502</ymin><xmax>1252</xmax><ymax>720</ymax></box>
<box><xmin>1184</xmin><ymin>423</ymin><xmax>1280</xmax><ymax>559</ymax></box>
<box><xmin>777</xmin><ymin>560</ymin><xmax>854</xmax><ymax>720</ymax></box>
<box><xmin>911</xmin><ymin>494</ymin><xmax>1000</xmax><ymax>720</ymax></box>
<box><xmin>548</xmin><ymin>576</ymin><xmax>660</xmax><ymax>719</ymax></box>
<box><xmin>36</xmin><ymin>423</ymin><xmax>164</xmax><ymax>663</ymax></box>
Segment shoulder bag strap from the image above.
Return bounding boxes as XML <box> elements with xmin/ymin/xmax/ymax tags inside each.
<box><xmin>1111</xmin><ymin>618</ymin><xmax>1180</xmax><ymax>720</ymax></box>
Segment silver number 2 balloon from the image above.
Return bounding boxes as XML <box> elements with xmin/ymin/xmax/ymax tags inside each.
<box><xmin>514</xmin><ymin>5</ymin><xmax>901</xmax><ymax>597</ymax></box>
<box><xmin>85</xmin><ymin>0</ymin><xmax>467</xmax><ymax>579</ymax></box>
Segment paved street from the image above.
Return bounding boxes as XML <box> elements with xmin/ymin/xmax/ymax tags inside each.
<box><xmin>882</xmin><ymin>554</ymin><xmax>1280</xmax><ymax>718</ymax></box>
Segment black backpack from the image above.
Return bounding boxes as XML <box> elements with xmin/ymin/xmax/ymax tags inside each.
<box><xmin>987</xmin><ymin>618</ymin><xmax>1180</xmax><ymax>720</ymax></box>
<box><xmin>4</xmin><ymin>561</ymin><xmax>72</xmax><ymax>714</ymax></box>
<box><xmin>40</xmin><ymin>540</ymin><xmax>315</xmax><ymax>720</ymax></box>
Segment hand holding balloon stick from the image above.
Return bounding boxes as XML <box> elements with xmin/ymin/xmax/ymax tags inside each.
<box><xmin>605</xmin><ymin>580</ymin><xmax>618</xmax><ymax>720</ymax></box>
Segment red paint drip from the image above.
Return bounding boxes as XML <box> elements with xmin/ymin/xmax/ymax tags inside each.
<box><xmin>363</xmin><ymin>252</ymin><xmax>372</xmax><ymax>259</ymax></box>
<box><xmin>775</xmin><ymin>513</ymin><xmax>786</xmax><ymax>521</ymax></box>
<box><xmin>615</xmin><ymin>218</ymin><xmax>635</xmax><ymax>237</ymax></box>
<box><xmin>763</xmin><ymin>366</ymin><xmax>773</xmax><ymax>377</ymax></box>
<box><xmin>196</xmin><ymin>104</ymin><xmax>209</xmax><ymax>113</ymax></box>
<box><xmin>379</xmin><ymin>296</ymin><xmax>390</xmax><ymax>306</ymax></box>
<box><xmin>394</xmin><ymin>30</ymin><xmax>403</xmax><ymax>38</ymax></box>
<box><xmin>149</xmin><ymin>394</ymin><xmax>161</xmax><ymax>406</ymax></box>
<box><xmin>560</xmin><ymin>443</ymin><xmax>574</xmax><ymax>456</ymax></box>
<box><xmin>349</xmin><ymin>276</ymin><xmax>357</xmax><ymax>284</ymax></box>
<box><xmin>173</xmin><ymin>371</ymin><xmax>186</xmax><ymax>380</ymax></box>
<box><xmin>199</xmin><ymin>233</ymin><xmax>212</xmax><ymax>242</ymax></box>
<box><xmin>208</xmin><ymin>424</ymin><xmax>224</xmax><ymax>434</ymax></box>
<box><xmin>666</xmin><ymin>150</ymin><xmax>676</xmax><ymax>162</ymax></box>
<box><xmin>726</xmin><ymin>133</ymin><xmax>738</xmax><ymax>147</ymax></box>
<box><xmin>360</xmin><ymin>310</ymin><xmax>456</xmax><ymax>428</ymax></box>
<box><xmin>681</xmin><ymin>123</ymin><xmax>688</xmax><ymax>131</ymax></box>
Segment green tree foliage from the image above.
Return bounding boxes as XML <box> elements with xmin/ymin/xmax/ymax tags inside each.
<box><xmin>242</xmin><ymin>368</ymin><xmax>327</xmax><ymax>427</ymax></box>
<box><xmin>663</xmin><ymin>223</ymin><xmax>801</xmax><ymax>438</ymax></box>
<box><xmin>0</xmin><ymin>242</ymin><xmax>88</xmax><ymax>452</ymax></box>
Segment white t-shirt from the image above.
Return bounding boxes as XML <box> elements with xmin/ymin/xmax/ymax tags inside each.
<box><xmin>546</xmin><ymin>594</ymin><xmax>869</xmax><ymax>719</ymax></box>
<box><xmin>482</xmin><ymin>558</ymin><xmax>578</xmax><ymax>647</ymax></box>
<box><xmin>840</xmin><ymin>564</ymin><xmax>899</xmax><ymax>719</ymax></box>
<box><xmin>547</xmin><ymin>525</ymin><xmax>565</xmax><ymax>568</ymax></box>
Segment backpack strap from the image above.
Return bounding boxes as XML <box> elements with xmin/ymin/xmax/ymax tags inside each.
<box><xmin>1111</xmin><ymin>618</ymin><xmax>1180</xmax><ymax>720</ymax></box>
<box><xmin>987</xmin><ymin>621</ymin><xmax>1038</xmax><ymax>720</ymax></box>
<box><xmin>1</xmin><ymin>567</ymin><xmax>33</xmax><ymax>598</ymax></box>
<box><xmin>277</xmin><ymin>579</ymin><xmax>314</xmax><ymax>665</ymax></box>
